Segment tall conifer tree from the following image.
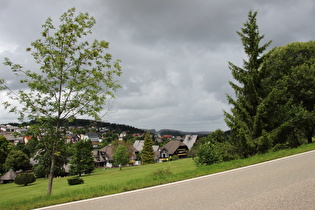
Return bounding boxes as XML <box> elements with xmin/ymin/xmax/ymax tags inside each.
<box><xmin>141</xmin><ymin>132</ymin><xmax>155</xmax><ymax>164</ymax></box>
<box><xmin>224</xmin><ymin>11</ymin><xmax>271</xmax><ymax>157</ymax></box>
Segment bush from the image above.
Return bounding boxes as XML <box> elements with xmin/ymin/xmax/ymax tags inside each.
<box><xmin>170</xmin><ymin>155</ymin><xmax>179</xmax><ymax>161</ymax></box>
<box><xmin>272</xmin><ymin>143</ymin><xmax>290</xmax><ymax>152</ymax></box>
<box><xmin>67</xmin><ymin>177</ymin><xmax>84</xmax><ymax>185</ymax></box>
<box><xmin>148</xmin><ymin>167</ymin><xmax>172</xmax><ymax>177</ymax></box>
<box><xmin>194</xmin><ymin>142</ymin><xmax>220</xmax><ymax>166</ymax></box>
<box><xmin>14</xmin><ymin>173</ymin><xmax>36</xmax><ymax>186</ymax></box>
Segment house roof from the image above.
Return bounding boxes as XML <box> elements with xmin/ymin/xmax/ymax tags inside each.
<box><xmin>84</xmin><ymin>133</ymin><xmax>100</xmax><ymax>142</ymax></box>
<box><xmin>133</xmin><ymin>140</ymin><xmax>144</xmax><ymax>152</ymax></box>
<box><xmin>152</xmin><ymin>145</ymin><xmax>159</xmax><ymax>152</ymax></box>
<box><xmin>99</xmin><ymin>145</ymin><xmax>114</xmax><ymax>161</ymax></box>
<box><xmin>162</xmin><ymin>141</ymin><xmax>188</xmax><ymax>155</ymax></box>
<box><xmin>93</xmin><ymin>150</ymin><xmax>107</xmax><ymax>162</ymax></box>
<box><xmin>183</xmin><ymin>135</ymin><xmax>198</xmax><ymax>150</ymax></box>
<box><xmin>0</xmin><ymin>169</ymin><xmax>17</xmax><ymax>181</ymax></box>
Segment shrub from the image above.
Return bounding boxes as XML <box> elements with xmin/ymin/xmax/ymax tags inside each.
<box><xmin>148</xmin><ymin>167</ymin><xmax>172</xmax><ymax>177</ymax></box>
<box><xmin>14</xmin><ymin>173</ymin><xmax>36</xmax><ymax>186</ymax></box>
<box><xmin>170</xmin><ymin>155</ymin><xmax>179</xmax><ymax>161</ymax></box>
<box><xmin>272</xmin><ymin>143</ymin><xmax>290</xmax><ymax>152</ymax></box>
<box><xmin>194</xmin><ymin>142</ymin><xmax>220</xmax><ymax>166</ymax></box>
<box><xmin>67</xmin><ymin>177</ymin><xmax>84</xmax><ymax>185</ymax></box>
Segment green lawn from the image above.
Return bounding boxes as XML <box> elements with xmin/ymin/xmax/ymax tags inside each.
<box><xmin>1</xmin><ymin>142</ymin><xmax>315</xmax><ymax>210</ymax></box>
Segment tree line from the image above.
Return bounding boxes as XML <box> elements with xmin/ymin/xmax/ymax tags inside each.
<box><xmin>195</xmin><ymin>11</ymin><xmax>315</xmax><ymax>165</ymax></box>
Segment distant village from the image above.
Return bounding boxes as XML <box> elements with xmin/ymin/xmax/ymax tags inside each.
<box><xmin>0</xmin><ymin>122</ymin><xmax>200</xmax><ymax>170</ymax></box>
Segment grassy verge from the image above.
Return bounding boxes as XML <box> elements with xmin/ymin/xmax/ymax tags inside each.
<box><xmin>1</xmin><ymin>143</ymin><xmax>315</xmax><ymax>210</ymax></box>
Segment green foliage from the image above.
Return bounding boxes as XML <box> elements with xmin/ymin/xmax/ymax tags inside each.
<box><xmin>170</xmin><ymin>155</ymin><xmax>179</xmax><ymax>161</ymax></box>
<box><xmin>2</xmin><ymin>7</ymin><xmax>122</xmax><ymax>195</ymax></box>
<box><xmin>14</xmin><ymin>173</ymin><xmax>36</xmax><ymax>186</ymax></box>
<box><xmin>141</xmin><ymin>132</ymin><xmax>155</xmax><ymax>164</ymax></box>
<box><xmin>225</xmin><ymin>10</ymin><xmax>315</xmax><ymax>157</ymax></box>
<box><xmin>67</xmin><ymin>177</ymin><xmax>84</xmax><ymax>185</ymax></box>
<box><xmin>32</xmin><ymin>134</ymin><xmax>69</xmax><ymax>178</ymax></box>
<box><xmin>194</xmin><ymin>142</ymin><xmax>220</xmax><ymax>166</ymax></box>
<box><xmin>261</xmin><ymin>41</ymin><xmax>315</xmax><ymax>146</ymax></box>
<box><xmin>0</xmin><ymin>135</ymin><xmax>12</xmax><ymax>173</ymax></box>
<box><xmin>69</xmin><ymin>140</ymin><xmax>95</xmax><ymax>176</ymax></box>
<box><xmin>113</xmin><ymin>145</ymin><xmax>129</xmax><ymax>169</ymax></box>
<box><xmin>148</xmin><ymin>167</ymin><xmax>172</xmax><ymax>178</ymax></box>
<box><xmin>4</xmin><ymin>150</ymin><xmax>31</xmax><ymax>172</ymax></box>
<box><xmin>1</xmin><ymin>143</ymin><xmax>315</xmax><ymax>210</ymax></box>
<box><xmin>225</xmin><ymin>10</ymin><xmax>272</xmax><ymax>157</ymax></box>
<box><xmin>24</xmin><ymin>138</ymin><xmax>39</xmax><ymax>157</ymax></box>
<box><xmin>194</xmin><ymin>130</ymin><xmax>239</xmax><ymax>166</ymax></box>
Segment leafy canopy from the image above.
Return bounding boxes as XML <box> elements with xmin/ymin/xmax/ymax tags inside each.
<box><xmin>2</xmin><ymin>7</ymin><xmax>122</xmax><ymax>195</ymax></box>
<box><xmin>113</xmin><ymin>145</ymin><xmax>129</xmax><ymax>170</ymax></box>
<box><xmin>3</xmin><ymin>7</ymin><xmax>122</xmax><ymax>122</ymax></box>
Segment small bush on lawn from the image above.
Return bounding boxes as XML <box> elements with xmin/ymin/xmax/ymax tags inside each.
<box><xmin>67</xmin><ymin>177</ymin><xmax>84</xmax><ymax>185</ymax></box>
<box><xmin>14</xmin><ymin>173</ymin><xmax>36</xmax><ymax>186</ymax></box>
<box><xmin>170</xmin><ymin>155</ymin><xmax>179</xmax><ymax>161</ymax></box>
<box><xmin>148</xmin><ymin>167</ymin><xmax>172</xmax><ymax>177</ymax></box>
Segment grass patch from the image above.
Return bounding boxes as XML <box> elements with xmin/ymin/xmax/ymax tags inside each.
<box><xmin>1</xmin><ymin>142</ymin><xmax>315</xmax><ymax>210</ymax></box>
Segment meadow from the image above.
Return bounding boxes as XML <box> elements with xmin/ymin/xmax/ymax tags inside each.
<box><xmin>1</xmin><ymin>142</ymin><xmax>315</xmax><ymax>210</ymax></box>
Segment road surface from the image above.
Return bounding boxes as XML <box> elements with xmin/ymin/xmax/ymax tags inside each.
<box><xmin>38</xmin><ymin>150</ymin><xmax>315</xmax><ymax>209</ymax></box>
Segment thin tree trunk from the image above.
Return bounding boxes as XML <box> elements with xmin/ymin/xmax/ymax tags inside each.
<box><xmin>47</xmin><ymin>154</ymin><xmax>55</xmax><ymax>196</ymax></box>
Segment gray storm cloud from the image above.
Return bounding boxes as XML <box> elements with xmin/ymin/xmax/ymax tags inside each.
<box><xmin>1</xmin><ymin>0</ymin><xmax>315</xmax><ymax>131</ymax></box>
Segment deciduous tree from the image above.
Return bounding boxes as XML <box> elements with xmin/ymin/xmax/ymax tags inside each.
<box><xmin>2</xmin><ymin>8</ymin><xmax>122</xmax><ymax>195</ymax></box>
<box><xmin>261</xmin><ymin>41</ymin><xmax>315</xmax><ymax>146</ymax></box>
<box><xmin>113</xmin><ymin>145</ymin><xmax>129</xmax><ymax>170</ymax></box>
<box><xmin>0</xmin><ymin>135</ymin><xmax>12</xmax><ymax>173</ymax></box>
<box><xmin>4</xmin><ymin>150</ymin><xmax>31</xmax><ymax>171</ymax></box>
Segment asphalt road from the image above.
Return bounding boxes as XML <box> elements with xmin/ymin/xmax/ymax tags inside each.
<box><xmin>39</xmin><ymin>150</ymin><xmax>315</xmax><ymax>210</ymax></box>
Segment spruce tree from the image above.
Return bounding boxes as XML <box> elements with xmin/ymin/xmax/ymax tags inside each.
<box><xmin>70</xmin><ymin>139</ymin><xmax>95</xmax><ymax>176</ymax></box>
<box><xmin>141</xmin><ymin>132</ymin><xmax>155</xmax><ymax>164</ymax></box>
<box><xmin>224</xmin><ymin>11</ymin><xmax>271</xmax><ymax>157</ymax></box>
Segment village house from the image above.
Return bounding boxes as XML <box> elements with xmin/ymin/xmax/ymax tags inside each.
<box><xmin>159</xmin><ymin>140</ymin><xmax>189</xmax><ymax>161</ymax></box>
<box><xmin>82</xmin><ymin>132</ymin><xmax>101</xmax><ymax>148</ymax></box>
<box><xmin>95</xmin><ymin>144</ymin><xmax>137</xmax><ymax>168</ymax></box>
<box><xmin>118</xmin><ymin>131</ymin><xmax>127</xmax><ymax>141</ymax></box>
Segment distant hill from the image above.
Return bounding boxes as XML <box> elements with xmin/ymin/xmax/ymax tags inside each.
<box><xmin>7</xmin><ymin>119</ymin><xmax>212</xmax><ymax>136</ymax></box>
<box><xmin>68</xmin><ymin>119</ymin><xmax>146</xmax><ymax>134</ymax></box>
<box><xmin>157</xmin><ymin>129</ymin><xmax>210</xmax><ymax>137</ymax></box>
<box><xmin>9</xmin><ymin>119</ymin><xmax>145</xmax><ymax>134</ymax></box>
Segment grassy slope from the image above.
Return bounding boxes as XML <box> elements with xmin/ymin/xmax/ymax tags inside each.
<box><xmin>1</xmin><ymin>142</ymin><xmax>315</xmax><ymax>210</ymax></box>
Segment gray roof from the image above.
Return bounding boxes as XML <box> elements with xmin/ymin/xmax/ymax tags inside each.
<box><xmin>183</xmin><ymin>135</ymin><xmax>198</xmax><ymax>150</ymax></box>
<box><xmin>85</xmin><ymin>133</ymin><xmax>100</xmax><ymax>142</ymax></box>
<box><xmin>133</xmin><ymin>140</ymin><xmax>144</xmax><ymax>152</ymax></box>
<box><xmin>0</xmin><ymin>169</ymin><xmax>16</xmax><ymax>181</ymax></box>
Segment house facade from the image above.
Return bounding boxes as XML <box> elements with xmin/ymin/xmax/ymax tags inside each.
<box><xmin>159</xmin><ymin>140</ymin><xmax>189</xmax><ymax>161</ymax></box>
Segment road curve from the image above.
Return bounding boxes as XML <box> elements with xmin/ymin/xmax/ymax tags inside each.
<box><xmin>38</xmin><ymin>150</ymin><xmax>315</xmax><ymax>210</ymax></box>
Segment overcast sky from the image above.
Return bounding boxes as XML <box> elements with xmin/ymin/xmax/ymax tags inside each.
<box><xmin>1</xmin><ymin>0</ymin><xmax>315</xmax><ymax>132</ymax></box>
